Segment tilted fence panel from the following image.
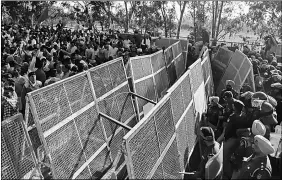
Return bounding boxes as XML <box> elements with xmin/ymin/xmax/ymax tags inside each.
<box><xmin>1</xmin><ymin>114</ymin><xmax>37</xmax><ymax>179</ymax></box>
<box><xmin>27</xmin><ymin>57</ymin><xmax>134</xmax><ymax>179</ymax></box>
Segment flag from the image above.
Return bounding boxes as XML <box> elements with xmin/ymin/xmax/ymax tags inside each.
<box><xmin>38</xmin><ymin>7</ymin><xmax>49</xmax><ymax>24</ymax></box>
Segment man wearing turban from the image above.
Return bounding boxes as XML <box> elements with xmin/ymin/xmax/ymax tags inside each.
<box><xmin>232</xmin><ymin>135</ymin><xmax>274</xmax><ymax>179</ymax></box>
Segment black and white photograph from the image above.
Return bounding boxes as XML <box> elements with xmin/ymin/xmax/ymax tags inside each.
<box><xmin>1</xmin><ymin>0</ymin><xmax>281</xmax><ymax>179</ymax></box>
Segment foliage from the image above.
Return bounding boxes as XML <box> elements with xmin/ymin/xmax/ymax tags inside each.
<box><xmin>246</xmin><ymin>1</ymin><xmax>282</xmax><ymax>39</ymax></box>
<box><xmin>1</xmin><ymin>1</ymin><xmax>56</xmax><ymax>25</ymax></box>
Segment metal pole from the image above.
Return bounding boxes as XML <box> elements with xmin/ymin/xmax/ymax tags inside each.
<box><xmin>99</xmin><ymin>112</ymin><xmax>132</xmax><ymax>131</ymax></box>
<box><xmin>128</xmin><ymin>77</ymin><xmax>141</xmax><ymax>122</ymax></box>
<box><xmin>129</xmin><ymin>92</ymin><xmax>157</xmax><ymax>105</ymax></box>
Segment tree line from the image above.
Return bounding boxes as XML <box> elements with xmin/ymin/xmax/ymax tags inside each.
<box><xmin>1</xmin><ymin>1</ymin><xmax>281</xmax><ymax>41</ymax></box>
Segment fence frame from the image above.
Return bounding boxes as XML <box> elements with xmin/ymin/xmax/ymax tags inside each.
<box><xmin>26</xmin><ymin>57</ymin><xmax>136</xmax><ymax>179</ymax></box>
<box><xmin>1</xmin><ymin>113</ymin><xmax>41</xmax><ymax>179</ymax></box>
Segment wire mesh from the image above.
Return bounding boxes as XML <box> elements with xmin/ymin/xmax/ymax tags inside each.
<box><xmin>1</xmin><ymin>115</ymin><xmax>35</xmax><ymax>179</ymax></box>
<box><xmin>64</xmin><ymin>73</ymin><xmax>94</xmax><ymax>113</ymax></box>
<box><xmin>154</xmin><ymin>99</ymin><xmax>175</xmax><ymax>154</ymax></box>
<box><xmin>28</xmin><ymin>128</ymin><xmax>42</xmax><ymax>156</ymax></box>
<box><xmin>27</xmin><ymin>104</ymin><xmax>35</xmax><ymax>127</ymax></box>
<box><xmin>212</xmin><ymin>48</ymin><xmax>234</xmax><ymax>89</ymax></box>
<box><xmin>135</xmin><ymin>77</ymin><xmax>157</xmax><ymax>112</ymax></box>
<box><xmin>31</xmin><ymin>83</ymin><xmax>72</xmax><ymax>133</ymax></box>
<box><xmin>45</xmin><ymin>120</ymin><xmax>87</xmax><ymax>179</ymax></box>
<box><xmin>75</xmin><ymin>166</ymin><xmax>91</xmax><ymax>179</ymax></box>
<box><xmin>170</xmin><ymin>84</ymin><xmax>185</xmax><ymax>126</ymax></box>
<box><xmin>182</xmin><ymin>74</ymin><xmax>193</xmax><ymax>109</ymax></box>
<box><xmin>175</xmin><ymin>53</ymin><xmax>186</xmax><ymax>79</ymax></box>
<box><xmin>185</xmin><ymin>105</ymin><xmax>197</xmax><ymax>157</ymax></box>
<box><xmin>151</xmin><ymin>163</ymin><xmax>164</xmax><ymax>179</ymax></box>
<box><xmin>88</xmin><ymin>147</ymin><xmax>112</xmax><ymax>179</ymax></box>
<box><xmin>89</xmin><ymin>65</ymin><xmax>114</xmax><ymax>98</ymax></box>
<box><xmin>154</xmin><ymin>68</ymin><xmax>169</xmax><ymax>99</ymax></box>
<box><xmin>202</xmin><ymin>59</ymin><xmax>209</xmax><ymax>82</ymax></box>
<box><xmin>128</xmin><ymin>117</ymin><xmax>160</xmax><ymax>179</ymax></box>
<box><xmin>74</xmin><ymin>106</ymin><xmax>106</xmax><ymax>159</ymax></box>
<box><xmin>109</xmin><ymin>129</ymin><xmax>125</xmax><ymax>161</ymax></box>
<box><xmin>217</xmin><ymin>50</ymin><xmax>251</xmax><ymax>94</ymax></box>
<box><xmin>165</xmin><ymin>47</ymin><xmax>174</xmax><ymax>65</ymax></box>
<box><xmin>162</xmin><ymin>138</ymin><xmax>181</xmax><ymax>179</ymax></box>
<box><xmin>151</xmin><ymin>51</ymin><xmax>165</xmax><ymax>73</ymax></box>
<box><xmin>108</xmin><ymin>59</ymin><xmax>127</xmax><ymax>88</ymax></box>
<box><xmin>172</xmin><ymin>43</ymin><xmax>178</xmax><ymax>59</ymax></box>
<box><xmin>190</xmin><ymin>60</ymin><xmax>204</xmax><ymax>93</ymax></box>
<box><xmin>114</xmin><ymin>84</ymin><xmax>135</xmax><ymax>123</ymax></box>
<box><xmin>1</xmin><ymin>132</ymin><xmax>18</xmax><ymax>179</ymax></box>
<box><xmin>131</xmin><ymin>56</ymin><xmax>153</xmax><ymax>80</ymax></box>
<box><xmin>167</xmin><ymin>63</ymin><xmax>177</xmax><ymax>85</ymax></box>
<box><xmin>176</xmin><ymin>115</ymin><xmax>189</xmax><ymax>171</ymax></box>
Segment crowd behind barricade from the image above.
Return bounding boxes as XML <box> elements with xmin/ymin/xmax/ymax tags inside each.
<box><xmin>1</xmin><ymin>22</ymin><xmax>161</xmax><ymax>121</ymax></box>
<box><xmin>186</xmin><ymin>40</ymin><xmax>281</xmax><ymax>179</ymax></box>
<box><xmin>2</xmin><ymin>21</ymin><xmax>282</xmax><ymax>180</ymax></box>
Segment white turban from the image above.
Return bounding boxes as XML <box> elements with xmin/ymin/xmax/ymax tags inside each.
<box><xmin>252</xmin><ymin>120</ymin><xmax>266</xmax><ymax>136</ymax></box>
<box><xmin>226</xmin><ymin>80</ymin><xmax>235</xmax><ymax>87</ymax></box>
<box><xmin>209</xmin><ymin>96</ymin><xmax>219</xmax><ymax>104</ymax></box>
<box><xmin>254</xmin><ymin>135</ymin><xmax>275</xmax><ymax>155</ymax></box>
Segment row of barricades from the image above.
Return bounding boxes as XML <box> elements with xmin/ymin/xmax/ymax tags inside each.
<box><xmin>123</xmin><ymin>39</ymin><xmax>214</xmax><ymax>179</ymax></box>
<box><xmin>1</xmin><ymin>38</ymin><xmax>213</xmax><ymax>179</ymax></box>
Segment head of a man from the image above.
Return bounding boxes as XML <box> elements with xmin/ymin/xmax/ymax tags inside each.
<box><xmin>28</xmin><ymin>72</ymin><xmax>36</xmax><ymax>84</ymax></box>
<box><xmin>200</xmin><ymin>127</ymin><xmax>215</xmax><ymax>146</ymax></box>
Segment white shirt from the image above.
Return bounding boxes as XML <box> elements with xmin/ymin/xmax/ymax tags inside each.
<box><xmin>109</xmin><ymin>47</ymin><xmax>118</xmax><ymax>58</ymax></box>
<box><xmin>50</xmin><ymin>48</ymin><xmax>56</xmax><ymax>55</ymax></box>
<box><xmin>142</xmin><ymin>38</ymin><xmax>151</xmax><ymax>48</ymax></box>
<box><xmin>31</xmin><ymin>39</ymin><xmax>37</xmax><ymax>46</ymax></box>
<box><xmin>123</xmin><ymin>39</ymin><xmax>131</xmax><ymax>49</ymax></box>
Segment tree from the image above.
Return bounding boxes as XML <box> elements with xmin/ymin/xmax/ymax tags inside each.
<box><xmin>246</xmin><ymin>1</ymin><xmax>282</xmax><ymax>39</ymax></box>
<box><xmin>2</xmin><ymin>1</ymin><xmax>56</xmax><ymax>25</ymax></box>
<box><xmin>176</xmin><ymin>1</ymin><xmax>187</xmax><ymax>39</ymax></box>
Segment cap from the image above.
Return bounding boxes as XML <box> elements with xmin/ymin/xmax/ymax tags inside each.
<box><xmin>262</xmin><ymin>60</ymin><xmax>268</xmax><ymax>64</ymax></box>
<box><xmin>28</xmin><ymin>71</ymin><xmax>36</xmax><ymax>77</ymax></box>
<box><xmin>233</xmin><ymin>99</ymin><xmax>245</xmax><ymax>110</ymax></box>
<box><xmin>252</xmin><ymin>120</ymin><xmax>266</xmax><ymax>136</ymax></box>
<box><xmin>223</xmin><ymin>91</ymin><xmax>233</xmax><ymax>98</ymax></box>
<box><xmin>271</xmin><ymin>82</ymin><xmax>282</xmax><ymax>89</ymax></box>
<box><xmin>226</xmin><ymin>80</ymin><xmax>235</xmax><ymax>87</ymax></box>
<box><xmin>4</xmin><ymin>86</ymin><xmax>14</xmax><ymax>92</ymax></box>
<box><xmin>272</xmin><ymin>74</ymin><xmax>282</xmax><ymax>82</ymax></box>
<box><xmin>270</xmin><ymin>70</ymin><xmax>279</xmax><ymax>75</ymax></box>
<box><xmin>200</xmin><ymin>127</ymin><xmax>215</xmax><ymax>141</ymax></box>
<box><xmin>209</xmin><ymin>96</ymin><xmax>219</xmax><ymax>104</ymax></box>
<box><xmin>269</xmin><ymin>65</ymin><xmax>276</xmax><ymax>71</ymax></box>
<box><xmin>254</xmin><ymin>135</ymin><xmax>275</xmax><ymax>155</ymax></box>
<box><xmin>236</xmin><ymin>128</ymin><xmax>251</xmax><ymax>137</ymax></box>
<box><xmin>267</xmin><ymin>95</ymin><xmax>277</xmax><ymax>107</ymax></box>
<box><xmin>40</xmin><ymin>56</ymin><xmax>46</xmax><ymax>60</ymax></box>
<box><xmin>261</xmin><ymin>101</ymin><xmax>273</xmax><ymax>113</ymax></box>
<box><xmin>241</xmin><ymin>91</ymin><xmax>254</xmax><ymax>100</ymax></box>
<box><xmin>252</xmin><ymin>91</ymin><xmax>268</xmax><ymax>100</ymax></box>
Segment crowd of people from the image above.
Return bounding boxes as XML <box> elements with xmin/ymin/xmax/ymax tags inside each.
<box><xmin>1</xmin><ymin>21</ymin><xmax>281</xmax><ymax>180</ymax></box>
<box><xmin>186</xmin><ymin>42</ymin><xmax>281</xmax><ymax>179</ymax></box>
<box><xmin>1</xmin><ymin>21</ymin><xmax>161</xmax><ymax>120</ymax></box>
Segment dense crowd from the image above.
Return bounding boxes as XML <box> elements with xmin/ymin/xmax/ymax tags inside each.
<box><xmin>1</xmin><ymin>21</ymin><xmax>281</xmax><ymax>180</ymax></box>
<box><xmin>186</xmin><ymin>40</ymin><xmax>281</xmax><ymax>179</ymax></box>
<box><xmin>1</xmin><ymin>21</ymin><xmax>161</xmax><ymax>120</ymax></box>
